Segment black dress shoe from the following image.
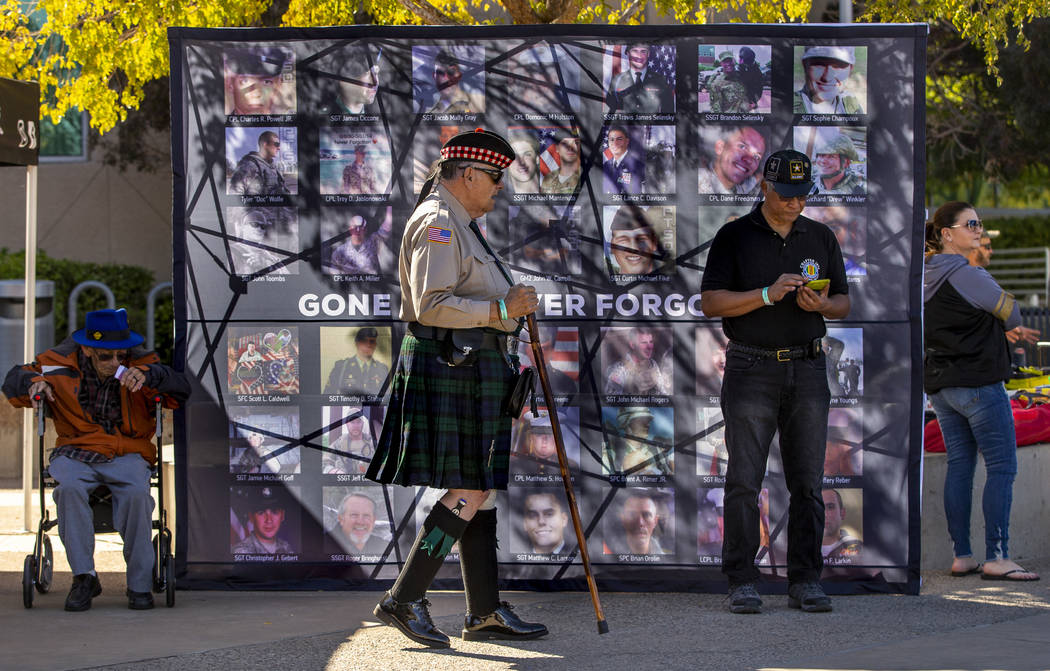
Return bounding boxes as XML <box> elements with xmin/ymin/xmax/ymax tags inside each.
<box><xmin>64</xmin><ymin>573</ymin><xmax>102</xmax><ymax>612</ymax></box>
<box><xmin>373</xmin><ymin>592</ymin><xmax>450</xmax><ymax>649</ymax></box>
<box><xmin>127</xmin><ymin>590</ymin><xmax>155</xmax><ymax>610</ymax></box>
<box><xmin>462</xmin><ymin>601</ymin><xmax>549</xmax><ymax>641</ymax></box>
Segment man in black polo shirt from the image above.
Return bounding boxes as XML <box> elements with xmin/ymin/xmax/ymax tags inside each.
<box><xmin>700</xmin><ymin>149</ymin><xmax>850</xmax><ymax>614</ymax></box>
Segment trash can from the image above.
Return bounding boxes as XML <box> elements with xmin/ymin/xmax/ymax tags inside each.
<box><xmin>0</xmin><ymin>280</ymin><xmax>55</xmax><ymax>375</ymax></box>
<box><xmin>0</xmin><ymin>280</ymin><xmax>54</xmax><ymax>478</ymax></box>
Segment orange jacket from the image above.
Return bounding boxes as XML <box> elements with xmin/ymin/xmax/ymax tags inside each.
<box><xmin>3</xmin><ymin>338</ymin><xmax>191</xmax><ymax>464</ymax></box>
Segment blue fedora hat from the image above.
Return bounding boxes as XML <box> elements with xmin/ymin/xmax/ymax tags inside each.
<box><xmin>72</xmin><ymin>308</ymin><xmax>144</xmax><ymax>349</ymax></box>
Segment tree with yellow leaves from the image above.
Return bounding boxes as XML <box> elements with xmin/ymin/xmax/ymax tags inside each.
<box><xmin>2</xmin><ymin>0</ymin><xmax>1047</xmax><ymax>142</ymax></box>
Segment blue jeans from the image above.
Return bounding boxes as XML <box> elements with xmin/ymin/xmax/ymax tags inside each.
<box><xmin>720</xmin><ymin>348</ymin><xmax>830</xmax><ymax>585</ymax></box>
<box><xmin>929</xmin><ymin>383</ymin><xmax>1018</xmax><ymax>561</ymax></box>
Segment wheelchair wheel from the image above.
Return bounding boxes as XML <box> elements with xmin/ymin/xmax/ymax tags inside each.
<box><xmin>22</xmin><ymin>555</ymin><xmax>36</xmax><ymax>609</ymax></box>
<box><xmin>152</xmin><ymin>533</ymin><xmax>172</xmax><ymax>593</ymax></box>
<box><xmin>36</xmin><ymin>535</ymin><xmax>54</xmax><ymax>594</ymax></box>
<box><xmin>152</xmin><ymin>535</ymin><xmax>161</xmax><ymax>592</ymax></box>
<box><xmin>165</xmin><ymin>555</ymin><xmax>176</xmax><ymax>607</ymax></box>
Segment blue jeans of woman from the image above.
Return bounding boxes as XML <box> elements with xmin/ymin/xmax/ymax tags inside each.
<box><xmin>928</xmin><ymin>383</ymin><xmax>1018</xmax><ymax>561</ymax></box>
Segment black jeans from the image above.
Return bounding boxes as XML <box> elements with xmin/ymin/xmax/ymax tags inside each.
<box><xmin>720</xmin><ymin>348</ymin><xmax>830</xmax><ymax>585</ymax></box>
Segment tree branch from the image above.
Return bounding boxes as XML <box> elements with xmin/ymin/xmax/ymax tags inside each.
<box><xmin>397</xmin><ymin>0</ymin><xmax>460</xmax><ymax>25</ymax></box>
<box><xmin>500</xmin><ymin>0</ymin><xmax>539</xmax><ymax>24</ymax></box>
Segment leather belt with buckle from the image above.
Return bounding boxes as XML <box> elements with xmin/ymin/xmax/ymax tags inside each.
<box><xmin>728</xmin><ymin>338</ymin><xmax>823</xmax><ymax>361</ymax></box>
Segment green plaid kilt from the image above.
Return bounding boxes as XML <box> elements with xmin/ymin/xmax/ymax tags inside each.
<box><xmin>366</xmin><ymin>333</ymin><xmax>516</xmax><ymax>490</ymax></box>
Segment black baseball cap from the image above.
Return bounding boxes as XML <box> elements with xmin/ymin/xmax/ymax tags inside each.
<box><xmin>762</xmin><ymin>149</ymin><xmax>814</xmax><ymax>198</ymax></box>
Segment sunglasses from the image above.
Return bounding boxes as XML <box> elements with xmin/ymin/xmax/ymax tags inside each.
<box><xmin>949</xmin><ymin>219</ymin><xmax>983</xmax><ymax>232</ymax></box>
<box><xmin>469</xmin><ymin>165</ymin><xmax>504</xmax><ymax>184</ymax></box>
<box><xmin>91</xmin><ymin>349</ymin><xmax>128</xmax><ymax>362</ymax></box>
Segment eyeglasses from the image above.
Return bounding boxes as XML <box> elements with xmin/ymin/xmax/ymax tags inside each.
<box><xmin>91</xmin><ymin>349</ymin><xmax>128</xmax><ymax>362</ymax></box>
<box><xmin>949</xmin><ymin>219</ymin><xmax>983</xmax><ymax>232</ymax></box>
<box><xmin>469</xmin><ymin>165</ymin><xmax>504</xmax><ymax>184</ymax></box>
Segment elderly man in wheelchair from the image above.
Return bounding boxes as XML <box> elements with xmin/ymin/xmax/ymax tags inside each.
<box><xmin>3</xmin><ymin>308</ymin><xmax>190</xmax><ymax>611</ymax></box>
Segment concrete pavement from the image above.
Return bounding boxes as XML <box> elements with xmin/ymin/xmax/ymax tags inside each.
<box><xmin>2</xmin><ymin>484</ymin><xmax>1049</xmax><ymax>671</ymax></box>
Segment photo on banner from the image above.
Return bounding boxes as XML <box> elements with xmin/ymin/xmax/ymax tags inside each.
<box><xmin>322</xmin><ymin>485</ymin><xmax>395</xmax><ymax>560</ymax></box>
<box><xmin>600</xmin><ymin>405</ymin><xmax>674</xmax><ymax>480</ymax></box>
<box><xmin>793</xmin><ymin>125</ymin><xmax>867</xmax><ymax>196</ymax></box>
<box><xmin>602</xmin><ymin>204</ymin><xmax>677</xmax><ymax>281</ymax></box>
<box><xmin>320</xmin><ymin>206</ymin><xmax>395</xmax><ymax>277</ymax></box>
<box><xmin>696</xmin><ymin>125</ymin><xmax>769</xmax><ymax>198</ymax></box>
<box><xmin>823</xmin><ymin>326</ymin><xmax>864</xmax><ymax>398</ymax></box>
<box><xmin>498</xmin><ymin>40</ymin><xmax>581</xmax><ymax>118</ymax></box>
<box><xmin>228</xmin><ymin>405</ymin><xmax>301</xmax><ymax>476</ymax></box>
<box><xmin>600</xmin><ymin>124</ymin><xmax>676</xmax><ymax>195</ymax></box>
<box><xmin>600</xmin><ymin>325</ymin><xmax>674</xmax><ymax>397</ymax></box>
<box><xmin>793</xmin><ymin>45</ymin><xmax>868</xmax><ymax>115</ymax></box>
<box><xmin>412</xmin><ymin>44</ymin><xmax>487</xmax><ymax>115</ymax></box>
<box><xmin>509</xmin><ymin>488</ymin><xmax>576</xmax><ymax>559</ymax></box>
<box><xmin>319</xmin><ymin>325</ymin><xmax>393</xmax><ymax>400</ymax></box>
<box><xmin>226</xmin><ymin>206</ymin><xmax>299</xmax><ymax>277</ymax></box>
<box><xmin>225</xmin><ymin>126</ymin><xmax>298</xmax><ymax>195</ymax></box>
<box><xmin>230</xmin><ymin>485</ymin><xmax>301</xmax><ymax>558</ymax></box>
<box><xmin>600</xmin><ymin>487</ymin><xmax>676</xmax><ymax>560</ymax></box>
<box><xmin>223</xmin><ymin>46</ymin><xmax>297</xmax><ymax>116</ymax></box>
<box><xmin>503</xmin><ymin>205</ymin><xmax>582</xmax><ymax>279</ymax></box>
<box><xmin>807</xmin><ymin>206</ymin><xmax>868</xmax><ymax>276</ymax></box>
<box><xmin>226</xmin><ymin>326</ymin><xmax>300</xmax><ymax>396</ymax></box>
<box><xmin>319</xmin><ymin>127</ymin><xmax>393</xmax><ymax>195</ymax></box>
<box><xmin>697</xmin><ymin>44</ymin><xmax>771</xmax><ymax>114</ymax></box>
<box><xmin>603</xmin><ymin>42</ymin><xmax>677</xmax><ymax>115</ymax></box>
<box><xmin>320</xmin><ymin>405</ymin><xmax>381</xmax><ymax>476</ymax></box>
<box><xmin>509</xmin><ymin>407</ymin><xmax>581</xmax><ymax>482</ymax></box>
<box><xmin>316</xmin><ymin>43</ymin><xmax>385</xmax><ymax>116</ymax></box>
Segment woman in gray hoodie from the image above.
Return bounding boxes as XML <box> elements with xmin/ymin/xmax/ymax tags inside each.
<box><xmin>923</xmin><ymin>201</ymin><xmax>1040</xmax><ymax>582</ymax></box>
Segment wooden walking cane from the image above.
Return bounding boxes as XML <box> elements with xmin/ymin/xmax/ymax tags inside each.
<box><xmin>525</xmin><ymin>313</ymin><xmax>609</xmax><ymax>634</ymax></box>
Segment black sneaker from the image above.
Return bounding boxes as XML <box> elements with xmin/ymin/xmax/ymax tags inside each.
<box><xmin>127</xmin><ymin>590</ymin><xmax>155</xmax><ymax>610</ymax></box>
<box><xmin>788</xmin><ymin>581</ymin><xmax>832</xmax><ymax>612</ymax></box>
<box><xmin>727</xmin><ymin>582</ymin><xmax>762</xmax><ymax>614</ymax></box>
<box><xmin>64</xmin><ymin>573</ymin><xmax>102</xmax><ymax>612</ymax></box>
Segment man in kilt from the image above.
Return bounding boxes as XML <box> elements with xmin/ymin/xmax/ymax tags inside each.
<box><xmin>366</xmin><ymin>129</ymin><xmax>548</xmax><ymax>648</ymax></box>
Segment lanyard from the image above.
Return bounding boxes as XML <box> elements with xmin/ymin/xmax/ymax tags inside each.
<box><xmin>468</xmin><ymin>220</ymin><xmax>524</xmax><ymax>336</ymax></box>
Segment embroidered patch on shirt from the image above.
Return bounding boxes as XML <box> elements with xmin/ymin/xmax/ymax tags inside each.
<box><xmin>427</xmin><ymin>226</ymin><xmax>452</xmax><ymax>245</ymax></box>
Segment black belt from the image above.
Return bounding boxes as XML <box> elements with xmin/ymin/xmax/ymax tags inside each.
<box><xmin>728</xmin><ymin>338</ymin><xmax>823</xmax><ymax>362</ymax></box>
<box><xmin>408</xmin><ymin>322</ymin><xmax>508</xmax><ymax>351</ymax></box>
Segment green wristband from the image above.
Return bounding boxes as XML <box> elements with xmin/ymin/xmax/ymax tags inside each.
<box><xmin>762</xmin><ymin>286</ymin><xmax>773</xmax><ymax>306</ymax></box>
<box><xmin>498</xmin><ymin>299</ymin><xmax>509</xmax><ymax>321</ymax></box>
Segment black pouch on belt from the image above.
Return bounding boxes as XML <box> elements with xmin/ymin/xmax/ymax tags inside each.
<box><xmin>504</xmin><ymin>366</ymin><xmax>536</xmax><ymax>418</ymax></box>
<box><xmin>439</xmin><ymin>328</ymin><xmax>485</xmax><ymax>367</ymax></box>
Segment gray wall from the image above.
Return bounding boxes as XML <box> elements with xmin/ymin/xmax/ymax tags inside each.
<box><xmin>0</xmin><ymin>160</ymin><xmax>173</xmax><ymax>281</ymax></box>
<box><xmin>923</xmin><ymin>445</ymin><xmax>1050</xmax><ymax>568</ymax></box>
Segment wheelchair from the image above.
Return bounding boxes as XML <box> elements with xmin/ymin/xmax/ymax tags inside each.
<box><xmin>22</xmin><ymin>394</ymin><xmax>175</xmax><ymax>608</ymax></box>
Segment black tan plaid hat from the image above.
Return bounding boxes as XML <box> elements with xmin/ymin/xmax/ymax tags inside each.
<box><xmin>439</xmin><ymin>128</ymin><xmax>515</xmax><ymax>169</ymax></box>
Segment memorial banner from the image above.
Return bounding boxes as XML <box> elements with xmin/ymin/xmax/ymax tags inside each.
<box><xmin>170</xmin><ymin>23</ymin><xmax>926</xmax><ymax>593</ymax></box>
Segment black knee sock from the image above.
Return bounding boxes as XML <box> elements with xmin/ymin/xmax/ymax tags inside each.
<box><xmin>390</xmin><ymin>502</ymin><xmax>469</xmax><ymax>603</ymax></box>
<box><xmin>459</xmin><ymin>508</ymin><xmax>500</xmax><ymax>616</ymax></box>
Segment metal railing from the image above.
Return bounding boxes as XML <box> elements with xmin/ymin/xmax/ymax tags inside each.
<box><xmin>987</xmin><ymin>247</ymin><xmax>1050</xmax><ymax>306</ymax></box>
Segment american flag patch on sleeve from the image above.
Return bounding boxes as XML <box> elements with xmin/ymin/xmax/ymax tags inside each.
<box><xmin>427</xmin><ymin>226</ymin><xmax>452</xmax><ymax>244</ymax></box>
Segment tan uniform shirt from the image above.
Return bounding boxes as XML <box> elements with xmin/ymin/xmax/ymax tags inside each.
<box><xmin>398</xmin><ymin>184</ymin><xmax>516</xmax><ymax>331</ymax></box>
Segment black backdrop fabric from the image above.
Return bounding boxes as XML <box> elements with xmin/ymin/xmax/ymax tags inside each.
<box><xmin>169</xmin><ymin>23</ymin><xmax>926</xmax><ymax>594</ymax></box>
